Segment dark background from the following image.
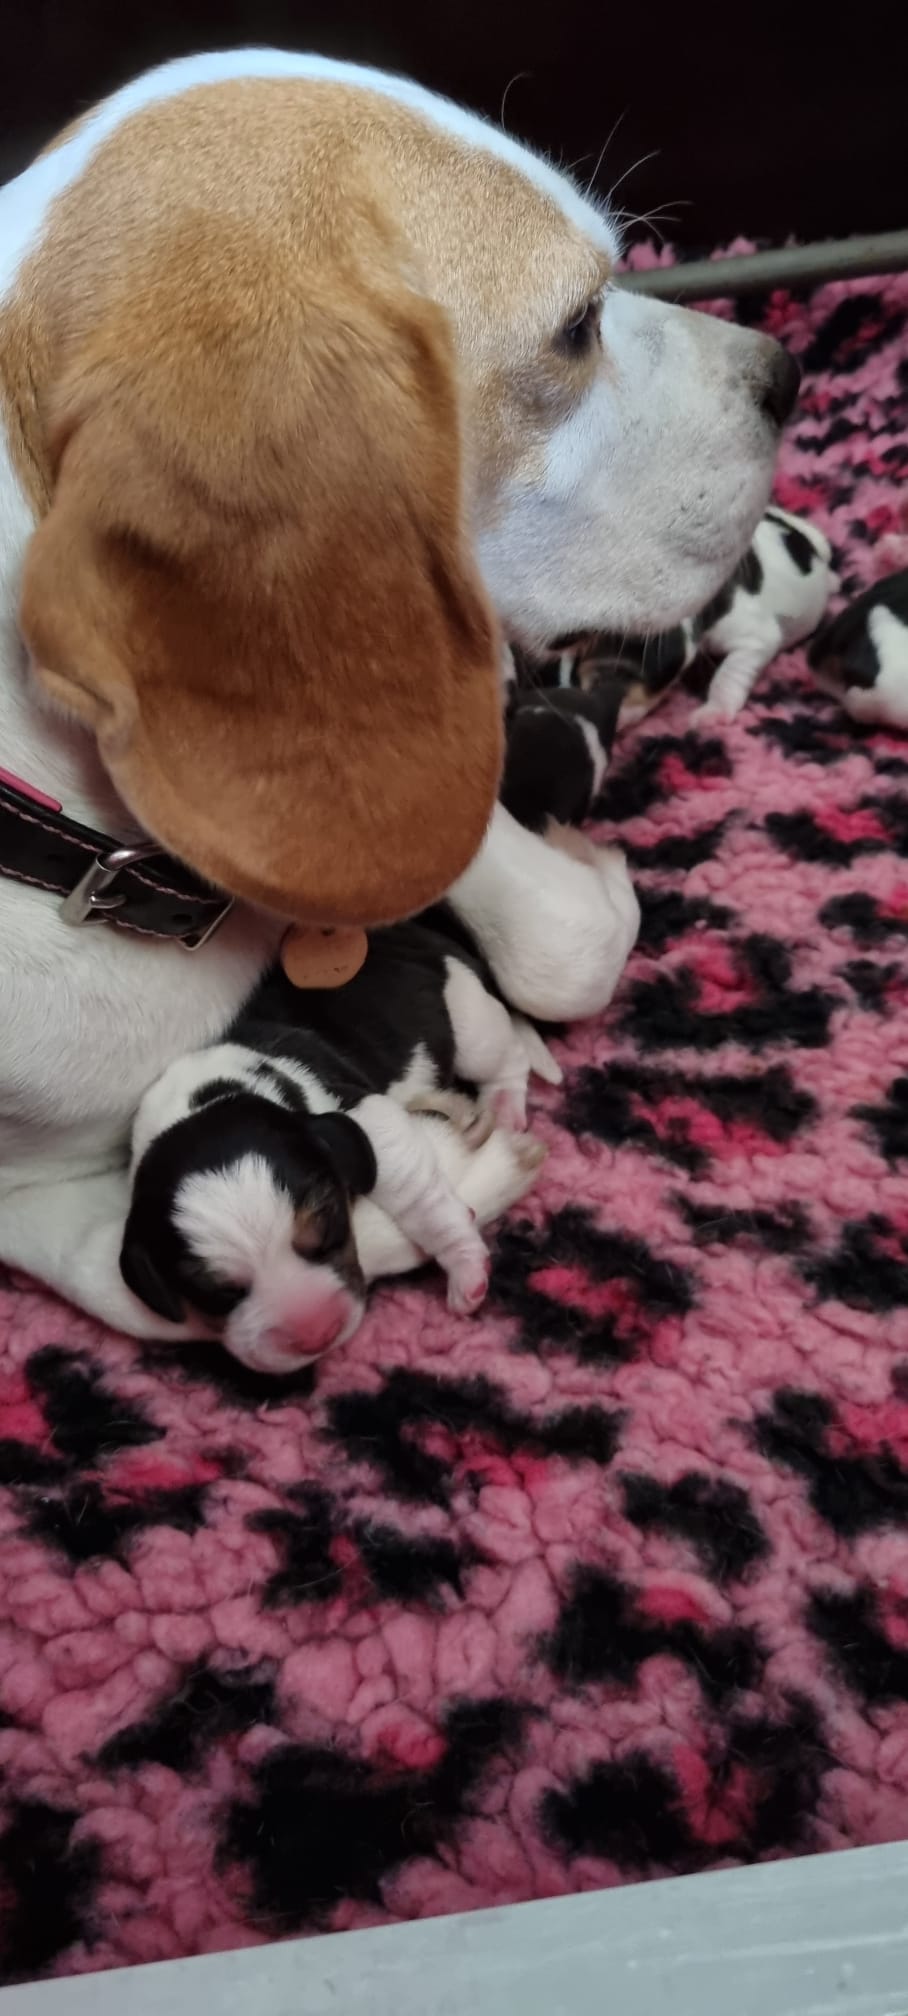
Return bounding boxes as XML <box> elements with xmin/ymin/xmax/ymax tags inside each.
<box><xmin>1</xmin><ymin>0</ymin><xmax>902</xmax><ymax>249</ymax></box>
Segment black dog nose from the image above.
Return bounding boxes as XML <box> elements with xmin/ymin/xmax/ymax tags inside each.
<box><xmin>760</xmin><ymin>346</ymin><xmax>801</xmax><ymax>429</ymax></box>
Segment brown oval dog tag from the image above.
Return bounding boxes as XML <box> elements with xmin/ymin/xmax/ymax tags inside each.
<box><xmin>280</xmin><ymin>924</ymin><xmax>368</xmax><ymax>989</ymax></box>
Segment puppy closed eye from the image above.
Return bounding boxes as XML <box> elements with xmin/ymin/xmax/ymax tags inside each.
<box><xmin>183</xmin><ymin>1266</ymin><xmax>247</xmax><ymax>1320</ymax></box>
<box><xmin>294</xmin><ymin>1197</ymin><xmax>351</xmax><ymax>1261</ymax></box>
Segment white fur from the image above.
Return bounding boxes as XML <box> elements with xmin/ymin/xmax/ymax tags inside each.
<box><xmin>451</xmin><ymin>804</ymin><xmax>640</xmax><ymax>1021</ymax></box>
<box><xmin>353</xmin><ymin>1117</ymin><xmax>544</xmax><ymax>1281</ymax></box>
<box><xmin>174</xmin><ymin>1153</ymin><xmax>296</xmax><ymax>1283</ymax></box>
<box><xmin>576</xmin><ymin>715</ymin><xmax>611</xmax><ymax>798</ymax></box>
<box><xmin>834</xmin><ymin>606</ymin><xmax>908</xmax><ymax>729</ymax></box>
<box><xmin>512</xmin><ymin>1016</ymin><xmax>563</xmax><ymax>1088</ymax></box>
<box><xmin>350</xmin><ymin>1091</ymin><xmax>490</xmax><ymax>1315</ymax></box>
<box><xmin>697</xmin><ymin>508</ymin><xmax>837</xmax><ymax>720</ymax></box>
<box><xmin>135</xmin><ymin>1039</ymin><xmax>499</xmax><ymax>1314</ymax></box>
<box><xmin>0</xmin><ymin>49</ymin><xmax>781</xmax><ymax>1328</ymax></box>
<box><xmin>444</xmin><ymin>961</ymin><xmax>517</xmax><ymax>1113</ymax></box>
<box><xmin>385</xmin><ymin>1041</ymin><xmax>439</xmax><ymax>1110</ymax></box>
<box><xmin>485</xmin><ymin>284</ymin><xmax>783</xmax><ymax>647</ymax></box>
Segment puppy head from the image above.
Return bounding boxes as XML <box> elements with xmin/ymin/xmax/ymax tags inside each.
<box><xmin>763</xmin><ymin>505</ymin><xmax>835</xmax><ymax>571</ymax></box>
<box><xmin>120</xmin><ymin>1095</ymin><xmax>376</xmax><ymax>1373</ymax></box>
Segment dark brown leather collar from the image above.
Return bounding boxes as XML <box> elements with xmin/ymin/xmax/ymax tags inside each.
<box><xmin>0</xmin><ymin>777</ymin><xmax>233</xmax><ymax>947</ymax></box>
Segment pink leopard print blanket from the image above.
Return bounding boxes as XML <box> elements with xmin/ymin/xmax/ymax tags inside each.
<box><xmin>1</xmin><ymin>263</ymin><xmax>908</xmax><ymax>1982</ymax></box>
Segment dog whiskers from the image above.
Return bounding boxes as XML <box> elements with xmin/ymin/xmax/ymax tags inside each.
<box><xmin>499</xmin><ymin>71</ymin><xmax>532</xmax><ymax>131</ymax></box>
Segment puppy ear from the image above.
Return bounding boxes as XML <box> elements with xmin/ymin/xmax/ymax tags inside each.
<box><xmin>307</xmin><ymin>1113</ymin><xmax>378</xmax><ymax>1198</ymax></box>
<box><xmin>119</xmin><ymin>1228</ymin><xmax>186</xmax><ymax>1325</ymax></box>
<box><xmin>19</xmin><ymin>248</ymin><xmax>502</xmax><ymax>926</ymax></box>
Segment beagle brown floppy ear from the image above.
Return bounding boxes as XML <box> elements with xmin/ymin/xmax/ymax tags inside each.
<box><xmin>18</xmin><ymin>255</ymin><xmax>502</xmax><ymax>926</ymax></box>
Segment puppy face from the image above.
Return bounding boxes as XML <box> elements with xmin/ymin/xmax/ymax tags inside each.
<box><xmin>120</xmin><ymin>1097</ymin><xmax>376</xmax><ymax>1374</ymax></box>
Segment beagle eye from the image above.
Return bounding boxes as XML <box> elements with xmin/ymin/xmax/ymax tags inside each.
<box><xmin>558</xmin><ymin>296</ymin><xmax>602</xmax><ymax>356</ymax></box>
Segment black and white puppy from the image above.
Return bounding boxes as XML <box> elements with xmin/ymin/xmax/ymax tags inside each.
<box><xmin>121</xmin><ymin>924</ymin><xmax>554</xmax><ymax>1374</ymax></box>
<box><xmin>521</xmin><ymin>506</ymin><xmax>838</xmax><ymax>729</ymax></box>
<box><xmin>249</xmin><ymin>920</ymin><xmax>561</xmax><ymax>1130</ymax></box>
<box><xmin>809</xmin><ymin>569</ymin><xmax>908</xmax><ymax>728</ymax></box>
<box><xmin>500</xmin><ymin>683</ymin><xmax>623</xmax><ymax>833</ymax></box>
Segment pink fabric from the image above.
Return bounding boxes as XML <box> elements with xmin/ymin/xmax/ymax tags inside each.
<box><xmin>1</xmin><ymin>258</ymin><xmax>908</xmax><ymax>1981</ymax></box>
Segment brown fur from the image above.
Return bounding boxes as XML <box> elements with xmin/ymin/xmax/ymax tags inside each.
<box><xmin>10</xmin><ymin>83</ymin><xmax>519</xmax><ymax>923</ymax></box>
<box><xmin>4</xmin><ymin>78</ymin><xmax>615</xmax><ymax>922</ymax></box>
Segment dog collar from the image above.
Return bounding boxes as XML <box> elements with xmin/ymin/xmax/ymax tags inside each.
<box><xmin>0</xmin><ymin>768</ymin><xmax>233</xmax><ymax>949</ymax></box>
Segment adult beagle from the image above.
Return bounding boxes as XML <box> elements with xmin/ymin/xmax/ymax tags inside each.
<box><xmin>0</xmin><ymin>49</ymin><xmax>798</xmax><ymax>1336</ymax></box>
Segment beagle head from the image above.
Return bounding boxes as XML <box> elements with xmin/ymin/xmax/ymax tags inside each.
<box><xmin>3</xmin><ymin>52</ymin><xmax>797</xmax><ymax>924</ymax></box>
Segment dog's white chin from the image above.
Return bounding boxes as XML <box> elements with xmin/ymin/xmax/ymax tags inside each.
<box><xmin>485</xmin><ymin>465</ymin><xmax>774</xmax><ymax>652</ymax></box>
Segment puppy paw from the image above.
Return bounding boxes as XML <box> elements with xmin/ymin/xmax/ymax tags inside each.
<box><xmin>487</xmin><ymin>1085</ymin><xmax>528</xmax><ymax>1132</ymax></box>
<box><xmin>447</xmin><ymin>1249</ymin><xmax>491</xmax><ymax>1315</ymax></box>
<box><xmin>513</xmin><ymin>1131</ymin><xmax>548</xmax><ymax>1176</ymax></box>
<box><xmin>691</xmin><ymin>701</ymin><xmax>733</xmax><ymax>728</ymax></box>
<box><xmin>463</xmin><ymin>1105</ymin><xmax>496</xmax><ymax>1148</ymax></box>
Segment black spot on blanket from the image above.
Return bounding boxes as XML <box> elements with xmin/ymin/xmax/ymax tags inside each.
<box><xmin>621</xmin><ymin>1471</ymin><xmax>769</xmax><ymax>1582</ymax></box>
<box><xmin>0</xmin><ymin>1800</ymin><xmax>101</xmax><ymax>1984</ymax></box>
<box><xmin>221</xmin><ymin>1699</ymin><xmax>522</xmax><ymax>1928</ymax></box>
<box><xmin>98</xmin><ymin>1663</ymin><xmax>277</xmax><ymax>1773</ymax></box>
<box><xmin>545</xmin><ymin>1567</ymin><xmax>760</xmax><ymax>1704</ymax></box>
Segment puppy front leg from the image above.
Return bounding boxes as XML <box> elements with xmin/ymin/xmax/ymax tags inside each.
<box><xmin>696</xmin><ymin>632</ymin><xmax>780</xmax><ymax>721</ymax></box>
<box><xmin>351</xmin><ymin>1094</ymin><xmax>491</xmax><ymax>1314</ymax></box>
<box><xmin>0</xmin><ymin>1169</ymin><xmax>198</xmax><ymax>1338</ymax></box>
<box><xmin>354</xmin><ymin>1115</ymin><xmax>545</xmax><ymax>1286</ymax></box>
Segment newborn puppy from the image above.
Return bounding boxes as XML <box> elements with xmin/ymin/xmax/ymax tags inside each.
<box><xmin>809</xmin><ymin>568</ymin><xmax>908</xmax><ymax>727</ymax></box>
<box><xmin>122</xmin><ymin>1037</ymin><xmax>544</xmax><ymax>1374</ymax></box>
<box><xmin>248</xmin><ymin>918</ymin><xmax>562</xmax><ymax>1132</ymax></box>
<box><xmin>527</xmin><ymin>507</ymin><xmax>838</xmax><ymax>726</ymax></box>
<box><xmin>500</xmin><ymin>684</ymin><xmax>623</xmax><ymax>832</ymax></box>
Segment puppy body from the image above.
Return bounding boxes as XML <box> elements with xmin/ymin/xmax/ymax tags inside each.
<box><xmin>501</xmin><ymin>684</ymin><xmax>623</xmax><ymax>833</ymax></box>
<box><xmin>691</xmin><ymin>506</ymin><xmax>837</xmax><ymax>720</ymax></box>
<box><xmin>809</xmin><ymin>569</ymin><xmax>908</xmax><ymax>727</ymax></box>
<box><xmin>123</xmin><ymin>1035</ymin><xmax>544</xmax><ymax>1373</ymax></box>
<box><xmin>532</xmin><ymin>507</ymin><xmax>836</xmax><ymax>727</ymax></box>
<box><xmin>247</xmin><ymin>917</ymin><xmax>562</xmax><ymax>1132</ymax></box>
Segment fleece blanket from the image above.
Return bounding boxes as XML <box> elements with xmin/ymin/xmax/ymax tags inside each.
<box><xmin>1</xmin><ymin>261</ymin><xmax>908</xmax><ymax>1982</ymax></box>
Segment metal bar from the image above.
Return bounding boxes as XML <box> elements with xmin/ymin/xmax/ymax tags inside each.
<box><xmin>7</xmin><ymin>1839</ymin><xmax>908</xmax><ymax>2016</ymax></box>
<box><xmin>616</xmin><ymin>229</ymin><xmax>908</xmax><ymax>300</ymax></box>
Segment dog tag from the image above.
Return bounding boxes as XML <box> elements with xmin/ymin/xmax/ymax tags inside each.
<box><xmin>280</xmin><ymin>924</ymin><xmax>367</xmax><ymax>989</ymax></box>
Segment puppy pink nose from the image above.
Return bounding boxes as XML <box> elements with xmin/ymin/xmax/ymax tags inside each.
<box><xmin>271</xmin><ymin>1295</ymin><xmax>351</xmax><ymax>1359</ymax></box>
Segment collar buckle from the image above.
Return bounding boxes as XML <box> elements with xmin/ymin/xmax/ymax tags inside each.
<box><xmin>60</xmin><ymin>841</ymin><xmax>233</xmax><ymax>949</ymax></box>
